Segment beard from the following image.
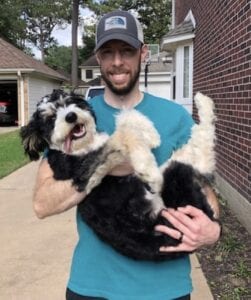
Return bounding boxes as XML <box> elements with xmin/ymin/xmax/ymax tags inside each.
<box><xmin>100</xmin><ymin>60</ymin><xmax>141</xmax><ymax>96</ymax></box>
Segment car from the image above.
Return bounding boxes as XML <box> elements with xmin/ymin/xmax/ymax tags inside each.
<box><xmin>85</xmin><ymin>86</ymin><xmax>105</xmax><ymax>101</ymax></box>
<box><xmin>0</xmin><ymin>99</ymin><xmax>17</xmax><ymax>125</ymax></box>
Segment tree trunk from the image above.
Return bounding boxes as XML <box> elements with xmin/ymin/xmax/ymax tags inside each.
<box><xmin>71</xmin><ymin>0</ymin><xmax>79</xmax><ymax>90</ymax></box>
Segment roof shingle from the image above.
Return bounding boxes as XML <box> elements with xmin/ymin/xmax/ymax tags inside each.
<box><xmin>0</xmin><ymin>37</ymin><xmax>66</xmax><ymax>80</ymax></box>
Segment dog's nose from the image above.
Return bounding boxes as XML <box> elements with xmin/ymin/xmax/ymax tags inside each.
<box><xmin>65</xmin><ymin>112</ymin><xmax>77</xmax><ymax>123</ymax></box>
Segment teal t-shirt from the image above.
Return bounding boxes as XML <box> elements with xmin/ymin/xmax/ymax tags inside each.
<box><xmin>67</xmin><ymin>93</ymin><xmax>194</xmax><ymax>300</ymax></box>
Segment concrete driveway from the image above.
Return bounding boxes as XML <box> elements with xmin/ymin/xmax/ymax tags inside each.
<box><xmin>0</xmin><ymin>161</ymin><xmax>77</xmax><ymax>300</ymax></box>
<box><xmin>0</xmin><ymin>162</ymin><xmax>213</xmax><ymax>300</ymax></box>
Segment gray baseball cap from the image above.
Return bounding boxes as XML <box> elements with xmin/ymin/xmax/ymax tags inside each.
<box><xmin>95</xmin><ymin>10</ymin><xmax>144</xmax><ymax>51</ymax></box>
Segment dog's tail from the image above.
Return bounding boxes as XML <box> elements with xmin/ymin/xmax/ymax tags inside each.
<box><xmin>194</xmin><ymin>92</ymin><xmax>216</xmax><ymax>127</ymax></box>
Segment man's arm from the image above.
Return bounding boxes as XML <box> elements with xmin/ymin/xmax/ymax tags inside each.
<box><xmin>33</xmin><ymin>159</ymin><xmax>85</xmax><ymax>219</ymax></box>
<box><xmin>155</xmin><ymin>187</ymin><xmax>221</xmax><ymax>252</ymax></box>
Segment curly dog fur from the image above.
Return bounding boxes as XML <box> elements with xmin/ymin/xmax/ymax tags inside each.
<box><xmin>21</xmin><ymin>90</ymin><xmax>219</xmax><ymax>261</ymax></box>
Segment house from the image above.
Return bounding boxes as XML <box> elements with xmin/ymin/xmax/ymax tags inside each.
<box><xmin>0</xmin><ymin>37</ymin><xmax>67</xmax><ymax>126</ymax></box>
<box><xmin>161</xmin><ymin>0</ymin><xmax>251</xmax><ymax>232</ymax></box>
<box><xmin>79</xmin><ymin>51</ymin><xmax>172</xmax><ymax>100</ymax></box>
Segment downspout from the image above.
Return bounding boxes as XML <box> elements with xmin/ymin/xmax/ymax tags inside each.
<box><xmin>171</xmin><ymin>0</ymin><xmax>175</xmax><ymax>29</ymax></box>
<box><xmin>17</xmin><ymin>70</ymin><xmax>25</xmax><ymax>126</ymax></box>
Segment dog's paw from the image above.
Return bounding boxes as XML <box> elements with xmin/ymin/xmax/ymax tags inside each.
<box><xmin>136</xmin><ymin>167</ymin><xmax>163</xmax><ymax>194</ymax></box>
<box><xmin>145</xmin><ymin>191</ymin><xmax>165</xmax><ymax>218</ymax></box>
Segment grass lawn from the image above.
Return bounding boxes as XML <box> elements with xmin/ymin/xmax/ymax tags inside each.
<box><xmin>0</xmin><ymin>130</ymin><xmax>29</xmax><ymax>179</ymax></box>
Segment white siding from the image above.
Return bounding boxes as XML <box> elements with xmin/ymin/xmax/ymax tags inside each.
<box><xmin>139</xmin><ymin>72</ymin><xmax>171</xmax><ymax>100</ymax></box>
<box><xmin>28</xmin><ymin>76</ymin><xmax>62</xmax><ymax>118</ymax></box>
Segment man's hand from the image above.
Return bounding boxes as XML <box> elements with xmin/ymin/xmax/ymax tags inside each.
<box><xmin>155</xmin><ymin>206</ymin><xmax>221</xmax><ymax>253</ymax></box>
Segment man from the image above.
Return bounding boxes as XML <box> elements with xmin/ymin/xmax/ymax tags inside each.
<box><xmin>34</xmin><ymin>10</ymin><xmax>221</xmax><ymax>300</ymax></box>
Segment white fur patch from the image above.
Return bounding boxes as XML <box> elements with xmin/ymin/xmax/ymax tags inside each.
<box><xmin>115</xmin><ymin>109</ymin><xmax>161</xmax><ymax>148</ymax></box>
<box><xmin>161</xmin><ymin>92</ymin><xmax>216</xmax><ymax>174</ymax></box>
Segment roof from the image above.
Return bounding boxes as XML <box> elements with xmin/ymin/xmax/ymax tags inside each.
<box><xmin>163</xmin><ymin>20</ymin><xmax>194</xmax><ymax>39</ymax></box>
<box><xmin>87</xmin><ymin>76</ymin><xmax>102</xmax><ymax>86</ymax></box>
<box><xmin>147</xmin><ymin>51</ymin><xmax>172</xmax><ymax>72</ymax></box>
<box><xmin>80</xmin><ymin>52</ymin><xmax>172</xmax><ymax>73</ymax></box>
<box><xmin>0</xmin><ymin>37</ymin><xmax>66</xmax><ymax>81</ymax></box>
<box><xmin>161</xmin><ymin>19</ymin><xmax>195</xmax><ymax>51</ymax></box>
<box><xmin>80</xmin><ymin>55</ymin><xmax>99</xmax><ymax>67</ymax></box>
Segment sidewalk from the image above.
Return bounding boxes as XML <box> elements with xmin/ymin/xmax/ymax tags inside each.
<box><xmin>0</xmin><ymin>162</ymin><xmax>214</xmax><ymax>300</ymax></box>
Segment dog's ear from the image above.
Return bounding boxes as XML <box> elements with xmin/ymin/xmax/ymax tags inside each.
<box><xmin>20</xmin><ymin>116</ymin><xmax>48</xmax><ymax>161</ymax></box>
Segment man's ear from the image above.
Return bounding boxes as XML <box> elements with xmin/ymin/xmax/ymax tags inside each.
<box><xmin>95</xmin><ymin>53</ymin><xmax>101</xmax><ymax>65</ymax></box>
<box><xmin>141</xmin><ymin>44</ymin><xmax>149</xmax><ymax>63</ymax></box>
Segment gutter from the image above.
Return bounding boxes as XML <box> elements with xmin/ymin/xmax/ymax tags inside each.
<box><xmin>0</xmin><ymin>69</ymin><xmax>66</xmax><ymax>82</ymax></box>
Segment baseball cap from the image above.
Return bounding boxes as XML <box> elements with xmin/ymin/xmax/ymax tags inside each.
<box><xmin>95</xmin><ymin>10</ymin><xmax>144</xmax><ymax>51</ymax></box>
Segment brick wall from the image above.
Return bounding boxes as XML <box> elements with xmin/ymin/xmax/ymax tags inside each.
<box><xmin>175</xmin><ymin>0</ymin><xmax>251</xmax><ymax>201</ymax></box>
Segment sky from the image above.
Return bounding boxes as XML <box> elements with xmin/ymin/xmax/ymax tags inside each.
<box><xmin>33</xmin><ymin>7</ymin><xmax>92</xmax><ymax>59</ymax></box>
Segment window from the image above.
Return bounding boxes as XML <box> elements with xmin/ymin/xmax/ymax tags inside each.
<box><xmin>86</xmin><ymin>70</ymin><xmax>93</xmax><ymax>79</ymax></box>
<box><xmin>183</xmin><ymin>46</ymin><xmax>190</xmax><ymax>98</ymax></box>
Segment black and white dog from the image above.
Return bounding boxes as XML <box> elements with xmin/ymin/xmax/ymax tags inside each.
<box><xmin>21</xmin><ymin>89</ymin><xmax>219</xmax><ymax>260</ymax></box>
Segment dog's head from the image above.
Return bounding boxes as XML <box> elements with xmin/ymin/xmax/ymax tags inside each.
<box><xmin>20</xmin><ymin>89</ymin><xmax>97</xmax><ymax>160</ymax></box>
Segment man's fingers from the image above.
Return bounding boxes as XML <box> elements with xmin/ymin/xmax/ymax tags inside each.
<box><xmin>161</xmin><ymin>209</ymin><xmax>200</xmax><ymax>239</ymax></box>
<box><xmin>177</xmin><ymin>205</ymin><xmax>204</xmax><ymax>217</ymax></box>
<box><xmin>154</xmin><ymin>224</ymin><xmax>182</xmax><ymax>240</ymax></box>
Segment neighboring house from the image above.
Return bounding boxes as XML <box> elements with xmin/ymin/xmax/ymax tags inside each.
<box><xmin>162</xmin><ymin>0</ymin><xmax>251</xmax><ymax>231</ymax></box>
<box><xmin>139</xmin><ymin>51</ymin><xmax>172</xmax><ymax>100</ymax></box>
<box><xmin>80</xmin><ymin>52</ymin><xmax>172</xmax><ymax>100</ymax></box>
<box><xmin>80</xmin><ymin>55</ymin><xmax>100</xmax><ymax>83</ymax></box>
<box><xmin>0</xmin><ymin>38</ymin><xmax>66</xmax><ymax>126</ymax></box>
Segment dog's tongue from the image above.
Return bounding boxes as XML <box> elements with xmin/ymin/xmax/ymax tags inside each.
<box><xmin>64</xmin><ymin>135</ymin><xmax>72</xmax><ymax>154</ymax></box>
<box><xmin>63</xmin><ymin>125</ymin><xmax>86</xmax><ymax>153</ymax></box>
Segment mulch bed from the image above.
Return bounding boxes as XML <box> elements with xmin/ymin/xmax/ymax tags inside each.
<box><xmin>197</xmin><ymin>198</ymin><xmax>251</xmax><ymax>299</ymax></box>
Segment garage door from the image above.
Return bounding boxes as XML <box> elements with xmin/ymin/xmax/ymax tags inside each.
<box><xmin>0</xmin><ymin>81</ymin><xmax>18</xmax><ymax>125</ymax></box>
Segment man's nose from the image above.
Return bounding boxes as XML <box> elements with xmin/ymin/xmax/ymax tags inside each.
<box><xmin>113</xmin><ymin>51</ymin><xmax>124</xmax><ymax>65</ymax></box>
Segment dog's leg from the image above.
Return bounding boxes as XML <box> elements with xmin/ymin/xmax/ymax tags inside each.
<box><xmin>85</xmin><ymin>150</ymin><xmax>125</xmax><ymax>195</ymax></box>
<box><xmin>160</xmin><ymin>92</ymin><xmax>216</xmax><ymax>175</ymax></box>
<box><xmin>129</xmin><ymin>147</ymin><xmax>163</xmax><ymax>192</ymax></box>
<box><xmin>128</xmin><ymin>145</ymin><xmax>165</xmax><ymax>216</ymax></box>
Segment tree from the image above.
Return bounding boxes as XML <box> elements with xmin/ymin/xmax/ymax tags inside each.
<box><xmin>71</xmin><ymin>0</ymin><xmax>79</xmax><ymax>89</ymax></box>
<box><xmin>79</xmin><ymin>35</ymin><xmax>96</xmax><ymax>62</ymax></box>
<box><xmin>86</xmin><ymin>0</ymin><xmax>171</xmax><ymax>44</ymax></box>
<box><xmin>23</xmin><ymin>0</ymin><xmax>72</xmax><ymax>61</ymax></box>
<box><xmin>45</xmin><ymin>46</ymin><xmax>72</xmax><ymax>73</ymax></box>
<box><xmin>0</xmin><ymin>0</ymin><xmax>27</xmax><ymax>49</ymax></box>
<box><xmin>79</xmin><ymin>13</ymin><xmax>96</xmax><ymax>62</ymax></box>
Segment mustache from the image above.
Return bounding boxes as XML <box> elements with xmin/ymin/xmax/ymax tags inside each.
<box><xmin>108</xmin><ymin>67</ymin><xmax>129</xmax><ymax>74</ymax></box>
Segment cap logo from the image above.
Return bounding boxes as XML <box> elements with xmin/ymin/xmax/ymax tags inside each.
<box><xmin>105</xmin><ymin>16</ymin><xmax>127</xmax><ymax>31</ymax></box>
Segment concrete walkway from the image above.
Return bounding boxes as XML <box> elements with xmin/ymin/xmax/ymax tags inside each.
<box><xmin>0</xmin><ymin>162</ymin><xmax>214</xmax><ymax>300</ymax></box>
<box><xmin>0</xmin><ymin>126</ymin><xmax>19</xmax><ymax>134</ymax></box>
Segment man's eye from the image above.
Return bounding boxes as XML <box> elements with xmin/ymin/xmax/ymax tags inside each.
<box><xmin>100</xmin><ymin>49</ymin><xmax>113</xmax><ymax>56</ymax></box>
<box><xmin>122</xmin><ymin>48</ymin><xmax>136</xmax><ymax>57</ymax></box>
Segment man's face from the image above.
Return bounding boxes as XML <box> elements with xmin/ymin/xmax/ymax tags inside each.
<box><xmin>96</xmin><ymin>40</ymin><xmax>146</xmax><ymax>96</ymax></box>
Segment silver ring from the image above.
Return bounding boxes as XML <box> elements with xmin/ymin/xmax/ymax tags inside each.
<box><xmin>178</xmin><ymin>232</ymin><xmax>184</xmax><ymax>242</ymax></box>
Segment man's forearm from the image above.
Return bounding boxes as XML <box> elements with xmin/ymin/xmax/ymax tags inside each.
<box><xmin>33</xmin><ymin>159</ymin><xmax>85</xmax><ymax>219</ymax></box>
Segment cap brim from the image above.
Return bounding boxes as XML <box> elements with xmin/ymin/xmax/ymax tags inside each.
<box><xmin>95</xmin><ymin>33</ymin><xmax>142</xmax><ymax>51</ymax></box>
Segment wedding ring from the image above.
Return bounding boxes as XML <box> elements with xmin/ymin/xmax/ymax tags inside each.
<box><xmin>178</xmin><ymin>232</ymin><xmax>184</xmax><ymax>242</ymax></box>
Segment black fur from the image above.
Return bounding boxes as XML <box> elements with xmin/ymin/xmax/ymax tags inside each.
<box><xmin>21</xmin><ymin>90</ymin><xmax>216</xmax><ymax>261</ymax></box>
<box><xmin>76</xmin><ymin>162</ymin><xmax>215</xmax><ymax>261</ymax></box>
